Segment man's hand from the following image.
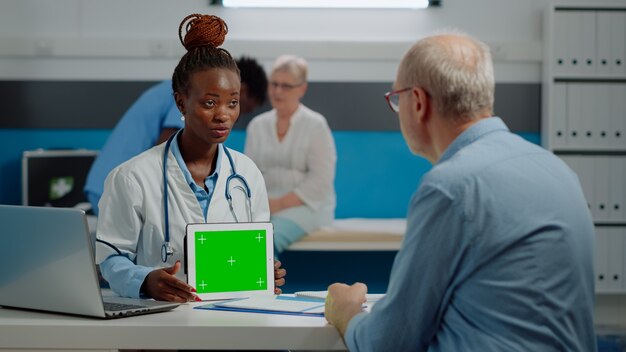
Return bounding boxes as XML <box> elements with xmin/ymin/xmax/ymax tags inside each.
<box><xmin>325</xmin><ymin>282</ymin><xmax>368</xmax><ymax>337</ymax></box>
<box><xmin>142</xmin><ymin>260</ymin><xmax>201</xmax><ymax>302</ymax></box>
<box><xmin>274</xmin><ymin>260</ymin><xmax>287</xmax><ymax>294</ymax></box>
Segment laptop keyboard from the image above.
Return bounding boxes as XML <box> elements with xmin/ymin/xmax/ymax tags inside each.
<box><xmin>104</xmin><ymin>302</ymin><xmax>146</xmax><ymax>311</ymax></box>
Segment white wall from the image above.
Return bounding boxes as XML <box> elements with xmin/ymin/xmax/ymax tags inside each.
<box><xmin>0</xmin><ymin>0</ymin><xmax>622</xmax><ymax>82</ymax></box>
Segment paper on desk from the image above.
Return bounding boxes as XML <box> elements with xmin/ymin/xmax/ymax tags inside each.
<box><xmin>195</xmin><ymin>295</ymin><xmax>326</xmax><ymax>316</ymax></box>
<box><xmin>295</xmin><ymin>290</ymin><xmax>385</xmax><ymax>302</ymax></box>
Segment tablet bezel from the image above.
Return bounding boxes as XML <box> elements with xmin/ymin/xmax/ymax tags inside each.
<box><xmin>185</xmin><ymin>222</ymin><xmax>274</xmax><ymax>301</ymax></box>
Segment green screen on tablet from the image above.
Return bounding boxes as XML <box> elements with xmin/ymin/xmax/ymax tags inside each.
<box><xmin>186</xmin><ymin>222</ymin><xmax>274</xmax><ymax>300</ymax></box>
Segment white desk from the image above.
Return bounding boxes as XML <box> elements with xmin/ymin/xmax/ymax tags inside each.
<box><xmin>0</xmin><ymin>301</ymin><xmax>347</xmax><ymax>350</ymax></box>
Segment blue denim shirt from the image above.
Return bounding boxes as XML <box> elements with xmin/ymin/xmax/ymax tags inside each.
<box><xmin>345</xmin><ymin>117</ymin><xmax>596</xmax><ymax>352</ymax></box>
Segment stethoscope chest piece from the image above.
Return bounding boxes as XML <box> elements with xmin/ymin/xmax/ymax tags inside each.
<box><xmin>161</xmin><ymin>242</ymin><xmax>174</xmax><ymax>263</ymax></box>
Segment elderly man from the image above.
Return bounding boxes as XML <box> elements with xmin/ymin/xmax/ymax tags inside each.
<box><xmin>325</xmin><ymin>32</ymin><xmax>596</xmax><ymax>351</ymax></box>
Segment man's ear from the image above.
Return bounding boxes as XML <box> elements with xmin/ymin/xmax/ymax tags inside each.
<box><xmin>412</xmin><ymin>87</ymin><xmax>430</xmax><ymax>124</ymax></box>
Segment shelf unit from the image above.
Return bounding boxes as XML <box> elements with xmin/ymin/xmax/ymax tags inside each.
<box><xmin>543</xmin><ymin>3</ymin><xmax>626</xmax><ymax>294</ymax></box>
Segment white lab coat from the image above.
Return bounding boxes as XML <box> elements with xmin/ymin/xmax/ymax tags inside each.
<box><xmin>95</xmin><ymin>141</ymin><xmax>270</xmax><ymax>281</ymax></box>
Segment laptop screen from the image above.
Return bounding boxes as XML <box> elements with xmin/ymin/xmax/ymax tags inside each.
<box><xmin>0</xmin><ymin>205</ymin><xmax>105</xmax><ymax>317</ymax></box>
<box><xmin>0</xmin><ymin>205</ymin><xmax>180</xmax><ymax>318</ymax></box>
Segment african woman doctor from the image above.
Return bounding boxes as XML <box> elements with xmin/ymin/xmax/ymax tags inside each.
<box><xmin>95</xmin><ymin>14</ymin><xmax>286</xmax><ymax>302</ymax></box>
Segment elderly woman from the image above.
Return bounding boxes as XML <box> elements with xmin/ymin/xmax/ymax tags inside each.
<box><xmin>244</xmin><ymin>55</ymin><xmax>336</xmax><ymax>254</ymax></box>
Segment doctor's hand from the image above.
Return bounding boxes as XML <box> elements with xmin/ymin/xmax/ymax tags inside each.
<box><xmin>274</xmin><ymin>260</ymin><xmax>286</xmax><ymax>295</ymax></box>
<box><xmin>325</xmin><ymin>282</ymin><xmax>367</xmax><ymax>338</ymax></box>
<box><xmin>142</xmin><ymin>260</ymin><xmax>201</xmax><ymax>303</ymax></box>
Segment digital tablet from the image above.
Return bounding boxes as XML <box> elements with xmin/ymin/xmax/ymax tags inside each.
<box><xmin>185</xmin><ymin>222</ymin><xmax>274</xmax><ymax>301</ymax></box>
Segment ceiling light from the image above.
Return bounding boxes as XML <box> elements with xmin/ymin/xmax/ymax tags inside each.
<box><xmin>221</xmin><ymin>0</ymin><xmax>434</xmax><ymax>9</ymax></box>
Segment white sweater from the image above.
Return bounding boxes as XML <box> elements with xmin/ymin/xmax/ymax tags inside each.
<box><xmin>244</xmin><ymin>104</ymin><xmax>336</xmax><ymax>232</ymax></box>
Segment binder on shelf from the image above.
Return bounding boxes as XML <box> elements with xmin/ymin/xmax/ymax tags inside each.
<box><xmin>605</xmin><ymin>12</ymin><xmax>626</xmax><ymax>75</ymax></box>
<box><xmin>609</xmin><ymin>84</ymin><xmax>626</xmax><ymax>149</ymax></box>
<box><xmin>596</xmin><ymin>11</ymin><xmax>613</xmax><ymax>75</ymax></box>
<box><xmin>606</xmin><ymin>227</ymin><xmax>625</xmax><ymax>290</ymax></box>
<box><xmin>579</xmin><ymin>157</ymin><xmax>596</xmax><ymax>214</ymax></box>
<box><xmin>614</xmin><ymin>12</ymin><xmax>626</xmax><ymax>75</ymax></box>
<box><xmin>580</xmin><ymin>156</ymin><xmax>596</xmax><ymax>220</ymax></box>
<box><xmin>593</xmin><ymin>226</ymin><xmax>625</xmax><ymax>292</ymax></box>
<box><xmin>578</xmin><ymin>10</ymin><xmax>597</xmax><ymax>75</ymax></box>
<box><xmin>551</xmin><ymin>83</ymin><xmax>568</xmax><ymax>149</ymax></box>
<box><xmin>595</xmin><ymin>227</ymin><xmax>610</xmax><ymax>291</ymax></box>
<box><xmin>608</xmin><ymin>157</ymin><xmax>626</xmax><ymax>222</ymax></box>
<box><xmin>564</xmin><ymin>11</ymin><xmax>581</xmax><ymax>74</ymax></box>
<box><xmin>566</xmin><ymin>11</ymin><xmax>583</xmax><ymax>74</ymax></box>
<box><xmin>566</xmin><ymin>84</ymin><xmax>583</xmax><ymax>148</ymax></box>
<box><xmin>578</xmin><ymin>83</ymin><xmax>596</xmax><ymax>148</ymax></box>
<box><xmin>595</xmin><ymin>11</ymin><xmax>625</xmax><ymax>76</ymax></box>
<box><xmin>593</xmin><ymin>83</ymin><xmax>611</xmax><ymax>148</ymax></box>
<box><xmin>553</xmin><ymin>11</ymin><xmax>570</xmax><ymax>75</ymax></box>
<box><xmin>593</xmin><ymin>157</ymin><xmax>610</xmax><ymax>222</ymax></box>
<box><xmin>615</xmin><ymin>156</ymin><xmax>626</xmax><ymax>223</ymax></box>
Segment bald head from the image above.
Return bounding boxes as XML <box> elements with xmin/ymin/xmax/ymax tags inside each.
<box><xmin>398</xmin><ymin>32</ymin><xmax>495</xmax><ymax>120</ymax></box>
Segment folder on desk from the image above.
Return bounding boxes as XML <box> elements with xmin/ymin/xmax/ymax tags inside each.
<box><xmin>195</xmin><ymin>295</ymin><xmax>325</xmax><ymax>317</ymax></box>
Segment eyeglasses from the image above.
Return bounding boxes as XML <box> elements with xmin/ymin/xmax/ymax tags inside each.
<box><xmin>269</xmin><ymin>81</ymin><xmax>304</xmax><ymax>91</ymax></box>
<box><xmin>384</xmin><ymin>87</ymin><xmax>412</xmax><ymax>113</ymax></box>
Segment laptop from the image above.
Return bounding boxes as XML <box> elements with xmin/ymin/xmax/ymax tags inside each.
<box><xmin>0</xmin><ymin>205</ymin><xmax>180</xmax><ymax>318</ymax></box>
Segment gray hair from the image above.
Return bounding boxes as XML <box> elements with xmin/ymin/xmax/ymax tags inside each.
<box><xmin>398</xmin><ymin>31</ymin><xmax>494</xmax><ymax>119</ymax></box>
<box><xmin>271</xmin><ymin>54</ymin><xmax>308</xmax><ymax>83</ymax></box>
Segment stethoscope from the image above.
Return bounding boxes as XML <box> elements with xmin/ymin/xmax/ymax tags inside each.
<box><xmin>160</xmin><ymin>130</ymin><xmax>253</xmax><ymax>262</ymax></box>
<box><xmin>96</xmin><ymin>130</ymin><xmax>253</xmax><ymax>263</ymax></box>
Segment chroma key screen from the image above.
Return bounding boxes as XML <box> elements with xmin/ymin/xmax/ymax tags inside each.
<box><xmin>192</xmin><ymin>229</ymin><xmax>268</xmax><ymax>293</ymax></box>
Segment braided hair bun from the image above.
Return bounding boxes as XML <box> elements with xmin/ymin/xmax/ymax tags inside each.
<box><xmin>172</xmin><ymin>14</ymin><xmax>238</xmax><ymax>95</ymax></box>
<box><xmin>179</xmin><ymin>14</ymin><xmax>228</xmax><ymax>50</ymax></box>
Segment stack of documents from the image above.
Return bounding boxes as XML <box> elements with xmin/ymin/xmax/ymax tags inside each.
<box><xmin>196</xmin><ymin>295</ymin><xmax>326</xmax><ymax>317</ymax></box>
